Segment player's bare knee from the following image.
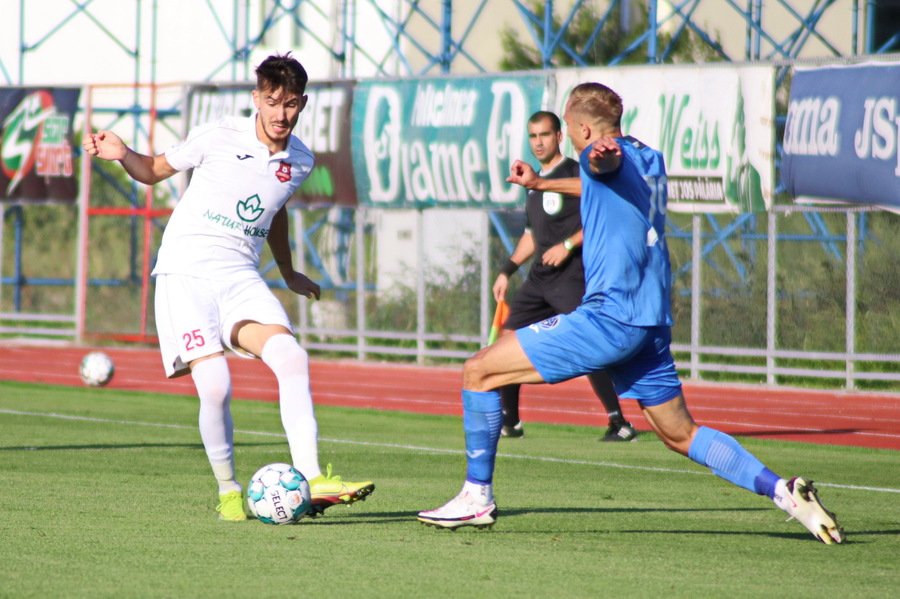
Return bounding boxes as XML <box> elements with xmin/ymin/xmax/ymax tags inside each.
<box><xmin>462</xmin><ymin>352</ymin><xmax>491</xmax><ymax>391</ymax></box>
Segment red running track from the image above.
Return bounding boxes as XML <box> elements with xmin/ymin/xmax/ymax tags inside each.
<box><xmin>3</xmin><ymin>343</ymin><xmax>899</xmax><ymax>451</ymax></box>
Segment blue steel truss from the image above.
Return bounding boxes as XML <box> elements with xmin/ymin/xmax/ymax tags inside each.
<box><xmin>3</xmin><ymin>1</ymin><xmax>890</xmax><ymax>84</ymax></box>
<box><xmin>1</xmin><ymin>0</ymin><xmax>894</xmax><ymax>307</ymax></box>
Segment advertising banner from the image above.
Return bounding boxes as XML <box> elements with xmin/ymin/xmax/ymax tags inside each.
<box><xmin>782</xmin><ymin>63</ymin><xmax>900</xmax><ymax>210</ymax></box>
<box><xmin>0</xmin><ymin>87</ymin><xmax>81</xmax><ymax>202</ymax></box>
<box><xmin>185</xmin><ymin>81</ymin><xmax>357</xmax><ymax>205</ymax></box>
<box><xmin>554</xmin><ymin>66</ymin><xmax>775</xmax><ymax>213</ymax></box>
<box><xmin>350</xmin><ymin>75</ymin><xmax>547</xmax><ymax>208</ymax></box>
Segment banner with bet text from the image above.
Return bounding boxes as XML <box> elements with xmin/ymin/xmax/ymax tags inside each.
<box><xmin>781</xmin><ymin>62</ymin><xmax>900</xmax><ymax>210</ymax></box>
<box><xmin>554</xmin><ymin>66</ymin><xmax>775</xmax><ymax>213</ymax></box>
<box><xmin>350</xmin><ymin>75</ymin><xmax>547</xmax><ymax>208</ymax></box>
<box><xmin>185</xmin><ymin>81</ymin><xmax>357</xmax><ymax>206</ymax></box>
<box><xmin>0</xmin><ymin>87</ymin><xmax>81</xmax><ymax>202</ymax></box>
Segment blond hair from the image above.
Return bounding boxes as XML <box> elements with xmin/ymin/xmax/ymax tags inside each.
<box><xmin>566</xmin><ymin>83</ymin><xmax>623</xmax><ymax>130</ymax></box>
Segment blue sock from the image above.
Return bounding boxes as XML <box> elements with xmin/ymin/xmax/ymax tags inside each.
<box><xmin>688</xmin><ymin>426</ymin><xmax>780</xmax><ymax>497</ymax></box>
<box><xmin>461</xmin><ymin>389</ymin><xmax>503</xmax><ymax>485</ymax></box>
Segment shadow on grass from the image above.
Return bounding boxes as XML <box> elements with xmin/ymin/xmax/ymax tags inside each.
<box><xmin>613</xmin><ymin>529</ymin><xmax>884</xmax><ymax>545</ymax></box>
<box><xmin>302</xmin><ymin>506</ymin><xmax>772</xmax><ymax>527</ymax></box>
<box><xmin>341</xmin><ymin>511</ymin><xmax>888</xmax><ymax>546</ymax></box>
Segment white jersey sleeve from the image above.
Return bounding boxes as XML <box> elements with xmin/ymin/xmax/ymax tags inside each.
<box><xmin>164</xmin><ymin>120</ymin><xmax>219</xmax><ymax>172</ymax></box>
<box><xmin>152</xmin><ymin>114</ymin><xmax>315</xmax><ymax>280</ymax></box>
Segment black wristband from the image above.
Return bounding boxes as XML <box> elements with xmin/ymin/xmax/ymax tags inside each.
<box><xmin>499</xmin><ymin>259</ymin><xmax>518</xmax><ymax>277</ymax></box>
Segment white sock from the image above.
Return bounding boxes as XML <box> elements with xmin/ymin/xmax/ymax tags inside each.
<box><xmin>261</xmin><ymin>334</ymin><xmax>322</xmax><ymax>480</ymax></box>
<box><xmin>772</xmin><ymin>478</ymin><xmax>791</xmax><ymax>513</ymax></box>
<box><xmin>463</xmin><ymin>480</ymin><xmax>494</xmax><ymax>505</ymax></box>
<box><xmin>191</xmin><ymin>356</ymin><xmax>240</xmax><ymax>494</ymax></box>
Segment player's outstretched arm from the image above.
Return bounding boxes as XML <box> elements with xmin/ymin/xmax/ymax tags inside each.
<box><xmin>507</xmin><ymin>161</ymin><xmax>582</xmax><ymax>196</ymax></box>
<box><xmin>83</xmin><ymin>130</ymin><xmax>176</xmax><ymax>185</ymax></box>
<box><xmin>268</xmin><ymin>206</ymin><xmax>321</xmax><ymax>300</ymax></box>
<box><xmin>506</xmin><ymin>159</ymin><xmax>540</xmax><ymax>189</ymax></box>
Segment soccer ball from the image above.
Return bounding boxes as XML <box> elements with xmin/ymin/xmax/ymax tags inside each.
<box><xmin>79</xmin><ymin>351</ymin><xmax>115</xmax><ymax>386</ymax></box>
<box><xmin>247</xmin><ymin>463</ymin><xmax>311</xmax><ymax>525</ymax></box>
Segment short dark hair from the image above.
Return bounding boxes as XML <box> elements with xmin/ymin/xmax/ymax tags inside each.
<box><xmin>255</xmin><ymin>52</ymin><xmax>308</xmax><ymax>96</ymax></box>
<box><xmin>528</xmin><ymin>110</ymin><xmax>561</xmax><ymax>132</ymax></box>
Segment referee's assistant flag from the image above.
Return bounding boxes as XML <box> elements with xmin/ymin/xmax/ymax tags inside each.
<box><xmin>488</xmin><ymin>300</ymin><xmax>509</xmax><ymax>345</ymax></box>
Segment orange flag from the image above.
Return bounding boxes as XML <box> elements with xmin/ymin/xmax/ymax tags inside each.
<box><xmin>488</xmin><ymin>300</ymin><xmax>510</xmax><ymax>345</ymax></box>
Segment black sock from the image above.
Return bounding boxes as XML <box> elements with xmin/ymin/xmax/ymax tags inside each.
<box><xmin>500</xmin><ymin>384</ymin><xmax>521</xmax><ymax>427</ymax></box>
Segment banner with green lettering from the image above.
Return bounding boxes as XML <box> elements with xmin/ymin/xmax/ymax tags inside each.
<box><xmin>350</xmin><ymin>75</ymin><xmax>547</xmax><ymax>208</ymax></box>
<box><xmin>185</xmin><ymin>81</ymin><xmax>357</xmax><ymax>205</ymax></box>
<box><xmin>554</xmin><ymin>66</ymin><xmax>775</xmax><ymax>213</ymax></box>
<box><xmin>0</xmin><ymin>87</ymin><xmax>80</xmax><ymax>202</ymax></box>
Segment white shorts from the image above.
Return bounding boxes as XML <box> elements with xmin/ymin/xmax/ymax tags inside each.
<box><xmin>154</xmin><ymin>274</ymin><xmax>293</xmax><ymax>378</ymax></box>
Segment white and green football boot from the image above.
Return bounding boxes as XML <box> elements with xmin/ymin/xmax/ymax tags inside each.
<box><xmin>775</xmin><ymin>477</ymin><xmax>845</xmax><ymax>544</ymax></box>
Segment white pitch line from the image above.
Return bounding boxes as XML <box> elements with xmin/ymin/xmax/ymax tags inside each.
<box><xmin>2</xmin><ymin>408</ymin><xmax>899</xmax><ymax>494</ymax></box>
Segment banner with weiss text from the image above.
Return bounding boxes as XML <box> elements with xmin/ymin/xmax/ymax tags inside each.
<box><xmin>554</xmin><ymin>66</ymin><xmax>775</xmax><ymax>213</ymax></box>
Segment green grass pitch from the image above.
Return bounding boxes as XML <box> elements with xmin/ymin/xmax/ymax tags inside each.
<box><xmin>1</xmin><ymin>381</ymin><xmax>898</xmax><ymax>598</ymax></box>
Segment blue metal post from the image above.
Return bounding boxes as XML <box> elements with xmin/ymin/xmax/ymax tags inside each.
<box><xmin>11</xmin><ymin>206</ymin><xmax>23</xmax><ymax>311</ymax></box>
<box><xmin>441</xmin><ymin>0</ymin><xmax>452</xmax><ymax>72</ymax></box>
<box><xmin>865</xmin><ymin>0</ymin><xmax>876</xmax><ymax>54</ymax></box>
<box><xmin>543</xmin><ymin>0</ymin><xmax>554</xmax><ymax>68</ymax></box>
<box><xmin>648</xmin><ymin>0</ymin><xmax>658</xmax><ymax>62</ymax></box>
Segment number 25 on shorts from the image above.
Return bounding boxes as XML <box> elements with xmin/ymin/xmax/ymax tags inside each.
<box><xmin>183</xmin><ymin>329</ymin><xmax>206</xmax><ymax>351</ymax></box>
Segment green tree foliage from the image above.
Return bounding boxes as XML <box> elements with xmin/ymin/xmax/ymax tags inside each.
<box><xmin>500</xmin><ymin>0</ymin><xmax>720</xmax><ymax>70</ymax></box>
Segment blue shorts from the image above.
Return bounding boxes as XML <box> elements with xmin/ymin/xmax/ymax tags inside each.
<box><xmin>515</xmin><ymin>306</ymin><xmax>682</xmax><ymax>407</ymax></box>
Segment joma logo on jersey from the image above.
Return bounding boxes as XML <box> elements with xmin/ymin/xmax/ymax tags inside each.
<box><xmin>275</xmin><ymin>161</ymin><xmax>291</xmax><ymax>182</ymax></box>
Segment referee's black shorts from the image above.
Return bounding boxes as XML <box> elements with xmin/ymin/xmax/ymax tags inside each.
<box><xmin>504</xmin><ymin>271</ymin><xmax>586</xmax><ymax>331</ymax></box>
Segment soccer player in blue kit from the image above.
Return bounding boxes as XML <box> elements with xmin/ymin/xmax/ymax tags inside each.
<box><xmin>493</xmin><ymin>110</ymin><xmax>637</xmax><ymax>442</ymax></box>
<box><xmin>417</xmin><ymin>82</ymin><xmax>845</xmax><ymax>545</ymax></box>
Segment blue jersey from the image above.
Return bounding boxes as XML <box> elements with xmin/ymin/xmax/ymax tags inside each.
<box><xmin>578</xmin><ymin>138</ymin><xmax>672</xmax><ymax>327</ymax></box>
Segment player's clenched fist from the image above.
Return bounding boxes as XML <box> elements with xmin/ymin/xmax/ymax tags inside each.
<box><xmin>83</xmin><ymin>130</ymin><xmax>127</xmax><ymax>162</ymax></box>
<box><xmin>506</xmin><ymin>159</ymin><xmax>540</xmax><ymax>189</ymax></box>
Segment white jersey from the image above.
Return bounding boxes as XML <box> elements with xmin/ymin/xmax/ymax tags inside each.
<box><xmin>152</xmin><ymin>114</ymin><xmax>315</xmax><ymax>279</ymax></box>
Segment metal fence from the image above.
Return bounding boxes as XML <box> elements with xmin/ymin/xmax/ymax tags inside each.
<box><xmin>3</xmin><ymin>195</ymin><xmax>899</xmax><ymax>390</ymax></box>
<box><xmin>277</xmin><ymin>201</ymin><xmax>900</xmax><ymax>391</ymax></box>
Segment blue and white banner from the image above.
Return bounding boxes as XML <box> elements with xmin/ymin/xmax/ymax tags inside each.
<box><xmin>782</xmin><ymin>63</ymin><xmax>900</xmax><ymax>210</ymax></box>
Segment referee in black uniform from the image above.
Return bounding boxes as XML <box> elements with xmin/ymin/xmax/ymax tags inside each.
<box><xmin>492</xmin><ymin>111</ymin><xmax>637</xmax><ymax>442</ymax></box>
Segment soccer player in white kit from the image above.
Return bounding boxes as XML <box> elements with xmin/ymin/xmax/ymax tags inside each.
<box><xmin>83</xmin><ymin>52</ymin><xmax>375</xmax><ymax>521</ymax></box>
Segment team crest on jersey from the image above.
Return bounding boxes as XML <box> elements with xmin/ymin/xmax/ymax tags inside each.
<box><xmin>528</xmin><ymin>315</ymin><xmax>561</xmax><ymax>333</ymax></box>
<box><xmin>275</xmin><ymin>161</ymin><xmax>291</xmax><ymax>182</ymax></box>
<box><xmin>543</xmin><ymin>192</ymin><xmax>562</xmax><ymax>215</ymax></box>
